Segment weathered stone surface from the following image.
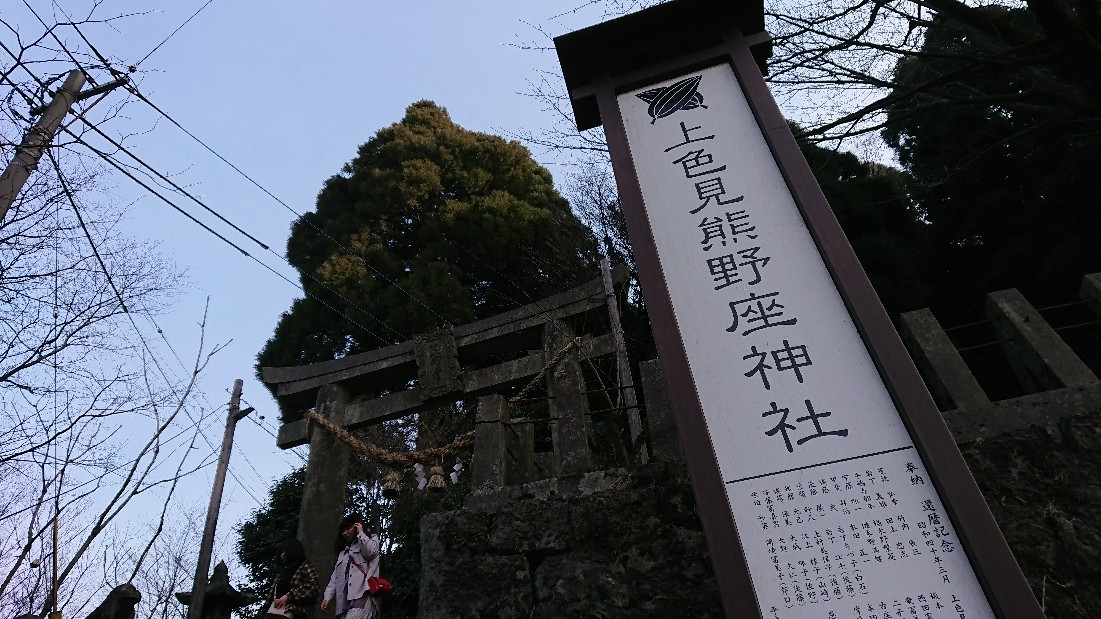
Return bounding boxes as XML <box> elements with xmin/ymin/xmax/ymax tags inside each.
<box><xmin>959</xmin><ymin>412</ymin><xmax>1101</xmax><ymax>619</ymax></box>
<box><xmin>533</xmin><ymin>556</ymin><xmax>629</xmax><ymax>610</ymax></box>
<box><xmin>299</xmin><ymin>383</ymin><xmax>350</xmax><ymax>579</ymax></box>
<box><xmin>418</xmin><ymin>554</ymin><xmax>532</xmax><ymax>619</ymax></box>
<box><xmin>414</xmin><ymin>328</ymin><xmax>463</xmax><ymax>399</ymax></box>
<box><xmin>421</xmin><ymin>509</ymin><xmax>492</xmax><ymax>557</ymax></box>
<box><xmin>489</xmin><ymin>501</ymin><xmax>570</xmax><ymax>554</ymax></box>
<box><xmin>419</xmin><ymin>462</ymin><xmax>721</xmax><ymax>618</ymax></box>
<box><xmin>986</xmin><ymin>288</ymin><xmax>1097</xmax><ymax>391</ymax></box>
<box><xmin>900</xmin><ymin>308</ymin><xmax>989</xmax><ymax>411</ymax></box>
<box><xmin>639</xmin><ymin>357</ymin><xmax>683</xmax><ymax>462</ymax></box>
<box><xmin>544</xmin><ymin>320</ymin><xmax>592</xmax><ymax>476</ymax></box>
<box><xmin>472</xmin><ymin>395</ymin><xmax>508</xmax><ymax>489</ymax></box>
<box><xmin>420</xmin><ymin>511</ymin><xmax>532</xmax><ymax>618</ymax></box>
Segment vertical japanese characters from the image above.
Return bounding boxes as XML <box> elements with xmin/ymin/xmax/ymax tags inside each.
<box><xmin>660</xmin><ymin>108</ymin><xmax>849</xmax><ymax>454</ymax></box>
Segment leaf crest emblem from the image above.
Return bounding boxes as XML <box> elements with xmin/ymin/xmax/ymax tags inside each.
<box><xmin>635</xmin><ymin>75</ymin><xmax>707</xmax><ymax>123</ymax></box>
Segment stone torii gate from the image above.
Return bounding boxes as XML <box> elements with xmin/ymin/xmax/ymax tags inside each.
<box><xmin>261</xmin><ymin>266</ymin><xmax>638</xmax><ymax>572</ymax></box>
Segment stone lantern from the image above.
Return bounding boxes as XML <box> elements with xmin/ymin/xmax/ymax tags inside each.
<box><xmin>176</xmin><ymin>561</ymin><xmax>258</xmax><ymax>619</ymax></box>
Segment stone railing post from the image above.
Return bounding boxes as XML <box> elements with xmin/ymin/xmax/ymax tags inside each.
<box><xmin>899</xmin><ymin>308</ymin><xmax>989</xmax><ymax>412</ymax></box>
<box><xmin>504</xmin><ymin>418</ymin><xmax>535</xmax><ymax>485</ymax></box>
<box><xmin>544</xmin><ymin>320</ymin><xmax>592</xmax><ymax>477</ymax></box>
<box><xmin>986</xmin><ymin>288</ymin><xmax>1098</xmax><ymax>391</ymax></box>
<box><xmin>1080</xmin><ymin>273</ymin><xmax>1101</xmax><ymax>316</ymax></box>
<box><xmin>472</xmin><ymin>394</ymin><xmax>508</xmax><ymax>488</ymax></box>
<box><xmin>639</xmin><ymin>357</ymin><xmax>682</xmax><ymax>462</ymax></box>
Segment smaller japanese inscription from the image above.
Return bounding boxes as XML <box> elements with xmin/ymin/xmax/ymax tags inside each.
<box><xmin>618</xmin><ymin>63</ymin><xmax>995</xmax><ymax>618</ymax></box>
<box><xmin>730</xmin><ymin>452</ymin><xmax>984</xmax><ymax>618</ymax></box>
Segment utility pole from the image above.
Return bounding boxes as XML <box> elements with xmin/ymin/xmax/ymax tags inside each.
<box><xmin>0</xmin><ymin>70</ymin><xmax>129</xmax><ymax>223</ymax></box>
<box><xmin>601</xmin><ymin>258</ymin><xmax>646</xmax><ymax>464</ymax></box>
<box><xmin>188</xmin><ymin>379</ymin><xmax>252</xmax><ymax>619</ymax></box>
<box><xmin>0</xmin><ymin>70</ymin><xmax>84</xmax><ymax>223</ymax></box>
<box><xmin>50</xmin><ymin>518</ymin><xmax>59</xmax><ymax>619</ymax></box>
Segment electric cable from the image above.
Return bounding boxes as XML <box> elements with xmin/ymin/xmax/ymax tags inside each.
<box><xmin>134</xmin><ymin>0</ymin><xmax>218</xmax><ymax>69</ymax></box>
<box><xmin>46</xmin><ymin>114</ymin><xmax>397</xmax><ymax>346</ymax></box>
<box><xmin>45</xmin><ymin>149</ymin><xmax>129</xmax><ymax>313</ymax></box>
<box><xmin>19</xmin><ymin>0</ymin><xmax>100</xmax><ymax>87</ymax></box>
<box><xmin>48</xmin><ymin>2</ymin><xmax>122</xmax><ymax>78</ymax></box>
<box><xmin>52</xmin><ymin>94</ymin><xmax>406</xmax><ymax>343</ymax></box>
<box><xmin>125</xmin><ymin>85</ymin><xmax>459</xmax><ymax>328</ymax></box>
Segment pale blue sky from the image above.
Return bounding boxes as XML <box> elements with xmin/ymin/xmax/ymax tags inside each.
<box><xmin>4</xmin><ymin>0</ymin><xmax>644</xmax><ymax>574</ymax></box>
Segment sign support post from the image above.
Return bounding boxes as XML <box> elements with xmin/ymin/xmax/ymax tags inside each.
<box><xmin>555</xmin><ymin>2</ymin><xmax>1042</xmax><ymax>617</ymax></box>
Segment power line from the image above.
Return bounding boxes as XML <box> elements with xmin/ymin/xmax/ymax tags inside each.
<box><xmin>19</xmin><ymin>0</ymin><xmax>100</xmax><ymax>87</ymax></box>
<box><xmin>118</xmin><ymin>308</ymin><xmax>266</xmax><ymax>508</ymax></box>
<box><xmin>126</xmin><ymin>82</ymin><xmax>608</xmax><ymax>351</ymax></box>
<box><xmin>140</xmin><ymin>316</ymin><xmax>301</xmax><ymax>494</ymax></box>
<box><xmin>49</xmin><ymin>2</ymin><xmax>123</xmax><ymax>78</ymax></box>
<box><xmin>69</xmin><ymin>107</ymin><xmax>271</xmax><ymax>250</ymax></box>
<box><xmin>47</xmin><ymin>96</ymin><xmax>405</xmax><ymax>343</ymax></box>
<box><xmin>125</xmin><ymin>85</ymin><xmax>459</xmax><ymax>328</ymax></box>
<box><xmin>2</xmin><ymin>64</ymin><xmax>270</xmax><ymax>511</ymax></box>
<box><xmin>18</xmin><ymin>19</ymin><xmax>570</xmax><ymax>339</ymax></box>
<box><xmin>135</xmin><ymin>0</ymin><xmax>218</xmax><ymax>68</ymax></box>
<box><xmin>4</xmin><ymin>75</ymin><xmax>274</xmax><ymax>515</ymax></box>
<box><xmin>45</xmin><ymin>149</ymin><xmax>129</xmax><ymax>312</ymax></box>
<box><xmin>239</xmin><ymin>395</ymin><xmax>308</xmax><ymax>465</ymax></box>
<box><xmin>23</xmin><ymin>103</ymin><xmax>397</xmax><ymax>345</ymax></box>
<box><xmin>6</xmin><ymin>30</ymin><xmax>591</xmax><ymax>354</ymax></box>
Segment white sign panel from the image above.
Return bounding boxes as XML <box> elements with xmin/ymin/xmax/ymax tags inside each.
<box><xmin>619</xmin><ymin>64</ymin><xmax>994</xmax><ymax>618</ymax></box>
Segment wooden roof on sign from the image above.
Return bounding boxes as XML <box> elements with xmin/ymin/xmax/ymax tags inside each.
<box><xmin>554</xmin><ymin>0</ymin><xmax>770</xmax><ymax>131</ymax></box>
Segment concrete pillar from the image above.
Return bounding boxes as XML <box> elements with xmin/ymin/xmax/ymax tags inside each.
<box><xmin>1080</xmin><ymin>273</ymin><xmax>1101</xmax><ymax>316</ymax></box>
<box><xmin>639</xmin><ymin>357</ymin><xmax>683</xmax><ymax>462</ymax></box>
<box><xmin>504</xmin><ymin>420</ymin><xmax>535</xmax><ymax>486</ymax></box>
<box><xmin>899</xmin><ymin>309</ymin><xmax>989</xmax><ymax>412</ymax></box>
<box><xmin>544</xmin><ymin>320</ymin><xmax>593</xmax><ymax>477</ymax></box>
<box><xmin>471</xmin><ymin>394</ymin><xmax>508</xmax><ymax>488</ymax></box>
<box><xmin>986</xmin><ymin>288</ymin><xmax>1098</xmax><ymax>391</ymax></box>
<box><xmin>298</xmin><ymin>383</ymin><xmax>351</xmax><ymax>581</ymax></box>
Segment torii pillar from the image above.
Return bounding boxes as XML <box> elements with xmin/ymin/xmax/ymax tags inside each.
<box><xmin>298</xmin><ymin>383</ymin><xmax>351</xmax><ymax>578</ymax></box>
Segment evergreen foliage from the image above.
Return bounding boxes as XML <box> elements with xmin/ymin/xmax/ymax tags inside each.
<box><xmin>795</xmin><ymin>132</ymin><xmax>931</xmax><ymax>319</ymax></box>
<box><xmin>244</xmin><ymin>101</ymin><xmax>602</xmax><ymax>617</ymax></box>
<box><xmin>235</xmin><ymin>469</ymin><xmax>304</xmax><ymax>605</ymax></box>
<box><xmin>257</xmin><ymin>100</ymin><xmax>601</xmax><ymax>420</ymax></box>
<box><xmin>883</xmin><ymin>8</ymin><xmax>1101</xmax><ymax>321</ymax></box>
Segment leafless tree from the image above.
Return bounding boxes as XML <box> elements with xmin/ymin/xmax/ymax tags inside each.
<box><xmin>766</xmin><ymin>0</ymin><xmax>1101</xmax><ymax>146</ymax></box>
<box><xmin>0</xmin><ymin>305</ymin><xmax>227</xmax><ymax>618</ymax></box>
<box><xmin>1</xmin><ymin>7</ymin><xmax>230</xmax><ymax>619</ymax></box>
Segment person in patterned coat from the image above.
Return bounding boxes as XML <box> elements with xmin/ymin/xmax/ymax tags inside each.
<box><xmin>262</xmin><ymin>538</ymin><xmax>319</xmax><ymax>619</ymax></box>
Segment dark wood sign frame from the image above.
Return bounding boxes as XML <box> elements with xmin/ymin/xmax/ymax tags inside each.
<box><xmin>555</xmin><ymin>1</ymin><xmax>1041</xmax><ymax>617</ymax></box>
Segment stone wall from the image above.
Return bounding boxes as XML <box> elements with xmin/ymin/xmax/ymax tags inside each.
<box><xmin>899</xmin><ymin>277</ymin><xmax>1101</xmax><ymax>619</ymax></box>
<box><xmin>418</xmin><ymin>276</ymin><xmax>1101</xmax><ymax>617</ymax></box>
<box><xmin>419</xmin><ymin>462</ymin><xmax>721</xmax><ymax>618</ymax></box>
<box><xmin>959</xmin><ymin>413</ymin><xmax>1101</xmax><ymax>618</ymax></box>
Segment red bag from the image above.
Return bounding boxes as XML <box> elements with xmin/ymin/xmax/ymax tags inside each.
<box><xmin>367</xmin><ymin>577</ymin><xmax>392</xmax><ymax>597</ymax></box>
<box><xmin>349</xmin><ymin>553</ymin><xmax>392</xmax><ymax>597</ymax></box>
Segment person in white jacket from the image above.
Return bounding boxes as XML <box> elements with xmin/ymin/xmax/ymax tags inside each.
<box><xmin>321</xmin><ymin>514</ymin><xmax>380</xmax><ymax>619</ymax></box>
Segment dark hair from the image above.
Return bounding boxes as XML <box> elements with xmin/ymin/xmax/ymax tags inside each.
<box><xmin>339</xmin><ymin>513</ymin><xmax>362</xmax><ymax>531</ymax></box>
<box><xmin>333</xmin><ymin>513</ymin><xmax>366</xmax><ymax>553</ymax></box>
<box><xmin>277</xmin><ymin>538</ymin><xmax>306</xmax><ymax>566</ymax></box>
<box><xmin>275</xmin><ymin>538</ymin><xmax>306</xmax><ymax>593</ymax></box>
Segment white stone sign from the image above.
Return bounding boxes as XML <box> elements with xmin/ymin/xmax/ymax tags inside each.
<box><xmin>619</xmin><ymin>63</ymin><xmax>994</xmax><ymax>618</ymax></box>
